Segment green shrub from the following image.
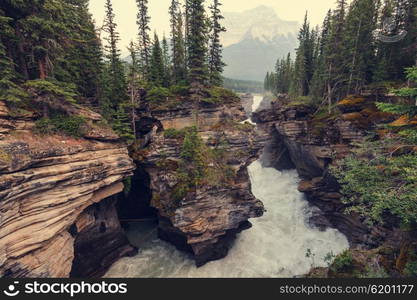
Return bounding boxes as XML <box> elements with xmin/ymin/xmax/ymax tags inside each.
<box><xmin>404</xmin><ymin>261</ymin><xmax>417</xmax><ymax>277</ymax></box>
<box><xmin>164</xmin><ymin>128</ymin><xmax>186</xmax><ymax>139</ymax></box>
<box><xmin>331</xmin><ymin>250</ymin><xmax>354</xmax><ymax>273</ymax></box>
<box><xmin>24</xmin><ymin>80</ymin><xmax>77</xmax><ymax>103</ymax></box>
<box><xmin>146</xmin><ymin>87</ymin><xmax>173</xmax><ymax>103</ymax></box>
<box><xmin>332</xmin><ymin>136</ymin><xmax>417</xmax><ymax>226</ymax></box>
<box><xmin>169</xmin><ymin>85</ymin><xmax>189</xmax><ymax>96</ymax></box>
<box><xmin>169</xmin><ymin>126</ymin><xmax>236</xmax><ymax>206</ymax></box>
<box><xmin>34</xmin><ymin>115</ymin><xmax>86</xmax><ymax>137</ymax></box>
<box><xmin>202</xmin><ymin>86</ymin><xmax>240</xmax><ymax>104</ymax></box>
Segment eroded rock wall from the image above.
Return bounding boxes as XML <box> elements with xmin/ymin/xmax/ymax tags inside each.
<box><xmin>136</xmin><ymin>100</ymin><xmax>267</xmax><ymax>266</ymax></box>
<box><xmin>0</xmin><ymin>101</ymin><xmax>135</xmax><ymax>277</ymax></box>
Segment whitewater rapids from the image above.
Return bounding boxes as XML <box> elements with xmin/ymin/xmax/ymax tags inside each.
<box><xmin>105</xmin><ymin>160</ymin><xmax>348</xmax><ymax>278</ymax></box>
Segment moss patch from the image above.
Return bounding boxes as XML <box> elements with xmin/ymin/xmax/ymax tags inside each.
<box><xmin>0</xmin><ymin>148</ymin><xmax>12</xmax><ymax>163</ymax></box>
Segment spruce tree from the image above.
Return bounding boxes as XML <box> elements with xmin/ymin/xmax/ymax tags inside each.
<box><xmin>208</xmin><ymin>0</ymin><xmax>226</xmax><ymax>86</ymax></box>
<box><xmin>187</xmin><ymin>0</ymin><xmax>209</xmax><ymax>87</ymax></box>
<box><xmin>149</xmin><ymin>33</ymin><xmax>165</xmax><ymax>87</ymax></box>
<box><xmin>136</xmin><ymin>0</ymin><xmax>151</xmax><ymax>77</ymax></box>
<box><xmin>0</xmin><ymin>14</ymin><xmax>26</xmax><ymax>102</ymax></box>
<box><xmin>169</xmin><ymin>0</ymin><xmax>187</xmax><ymax>84</ymax></box>
<box><xmin>162</xmin><ymin>36</ymin><xmax>172</xmax><ymax>87</ymax></box>
<box><xmin>54</xmin><ymin>0</ymin><xmax>104</xmax><ymax>103</ymax></box>
<box><xmin>102</xmin><ymin>0</ymin><xmax>127</xmax><ymax>113</ymax></box>
<box><xmin>127</xmin><ymin>41</ymin><xmax>141</xmax><ymax>137</ymax></box>
<box><xmin>344</xmin><ymin>0</ymin><xmax>378</xmax><ymax>94</ymax></box>
<box><xmin>293</xmin><ymin>12</ymin><xmax>315</xmax><ymax>96</ymax></box>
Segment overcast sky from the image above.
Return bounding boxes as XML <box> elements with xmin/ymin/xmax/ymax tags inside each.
<box><xmin>89</xmin><ymin>0</ymin><xmax>341</xmax><ymax>55</ymax></box>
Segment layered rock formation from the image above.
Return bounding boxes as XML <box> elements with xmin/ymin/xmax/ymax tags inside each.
<box><xmin>0</xmin><ymin>101</ymin><xmax>136</xmax><ymax>277</ymax></box>
<box><xmin>253</xmin><ymin>95</ymin><xmax>398</xmax><ymax>247</ymax></box>
<box><xmin>133</xmin><ymin>98</ymin><xmax>266</xmax><ymax>266</ymax></box>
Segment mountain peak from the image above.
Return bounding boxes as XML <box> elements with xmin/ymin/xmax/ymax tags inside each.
<box><xmin>222</xmin><ymin>6</ymin><xmax>299</xmax><ymax>47</ymax></box>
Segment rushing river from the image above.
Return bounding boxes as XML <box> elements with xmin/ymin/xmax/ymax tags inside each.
<box><xmin>105</xmin><ymin>159</ymin><xmax>348</xmax><ymax>278</ymax></box>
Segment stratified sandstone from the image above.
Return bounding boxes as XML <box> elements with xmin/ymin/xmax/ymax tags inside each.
<box><xmin>0</xmin><ymin>101</ymin><xmax>135</xmax><ymax>278</ymax></box>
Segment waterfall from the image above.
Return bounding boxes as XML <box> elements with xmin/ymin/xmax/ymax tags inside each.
<box><xmin>105</xmin><ymin>161</ymin><xmax>348</xmax><ymax>278</ymax></box>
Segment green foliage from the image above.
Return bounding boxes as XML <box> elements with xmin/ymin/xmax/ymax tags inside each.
<box><xmin>333</xmin><ymin>136</ymin><xmax>417</xmax><ymax>226</ymax></box>
<box><xmin>359</xmin><ymin>266</ymin><xmax>390</xmax><ymax>278</ymax></box>
<box><xmin>170</xmin><ymin>126</ymin><xmax>235</xmax><ymax>204</ymax></box>
<box><xmin>331</xmin><ymin>250</ymin><xmax>354</xmax><ymax>273</ymax></box>
<box><xmin>187</xmin><ymin>0</ymin><xmax>209</xmax><ymax>85</ymax></box>
<box><xmin>164</xmin><ymin>128</ymin><xmax>186</xmax><ymax>139</ymax></box>
<box><xmin>404</xmin><ymin>260</ymin><xmax>417</xmax><ymax>277</ymax></box>
<box><xmin>112</xmin><ymin>104</ymin><xmax>134</xmax><ymax>143</ymax></box>
<box><xmin>208</xmin><ymin>0</ymin><xmax>226</xmax><ymax>86</ymax></box>
<box><xmin>149</xmin><ymin>33</ymin><xmax>165</xmax><ymax>87</ymax></box>
<box><xmin>169</xmin><ymin>0</ymin><xmax>187</xmax><ymax>84</ymax></box>
<box><xmin>169</xmin><ymin>84</ymin><xmax>189</xmax><ymax>96</ymax></box>
<box><xmin>146</xmin><ymin>87</ymin><xmax>173</xmax><ymax>103</ymax></box>
<box><xmin>24</xmin><ymin>80</ymin><xmax>77</xmax><ymax>103</ymax></box>
<box><xmin>202</xmin><ymin>86</ymin><xmax>240</xmax><ymax>104</ymax></box>
<box><xmin>123</xmin><ymin>177</ymin><xmax>132</xmax><ymax>196</ymax></box>
<box><xmin>223</xmin><ymin>77</ymin><xmax>263</xmax><ymax>94</ymax></box>
<box><xmin>34</xmin><ymin>115</ymin><xmax>86</xmax><ymax>137</ymax></box>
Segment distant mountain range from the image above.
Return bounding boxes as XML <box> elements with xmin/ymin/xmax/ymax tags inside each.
<box><xmin>222</xmin><ymin>6</ymin><xmax>299</xmax><ymax>82</ymax></box>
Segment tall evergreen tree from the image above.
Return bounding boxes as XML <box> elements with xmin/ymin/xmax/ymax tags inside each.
<box><xmin>169</xmin><ymin>0</ymin><xmax>187</xmax><ymax>84</ymax></box>
<box><xmin>0</xmin><ymin>11</ymin><xmax>26</xmax><ymax>102</ymax></box>
<box><xmin>162</xmin><ymin>36</ymin><xmax>172</xmax><ymax>87</ymax></box>
<box><xmin>136</xmin><ymin>0</ymin><xmax>151</xmax><ymax>77</ymax></box>
<box><xmin>187</xmin><ymin>0</ymin><xmax>209</xmax><ymax>87</ymax></box>
<box><xmin>344</xmin><ymin>0</ymin><xmax>378</xmax><ymax>94</ymax></box>
<box><xmin>208</xmin><ymin>0</ymin><xmax>226</xmax><ymax>86</ymax></box>
<box><xmin>102</xmin><ymin>0</ymin><xmax>127</xmax><ymax>112</ymax></box>
<box><xmin>149</xmin><ymin>33</ymin><xmax>165</xmax><ymax>87</ymax></box>
<box><xmin>127</xmin><ymin>41</ymin><xmax>141</xmax><ymax>137</ymax></box>
<box><xmin>293</xmin><ymin>12</ymin><xmax>315</xmax><ymax>96</ymax></box>
<box><xmin>54</xmin><ymin>0</ymin><xmax>104</xmax><ymax>103</ymax></box>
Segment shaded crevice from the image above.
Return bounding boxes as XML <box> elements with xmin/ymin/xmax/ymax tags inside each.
<box><xmin>70</xmin><ymin>197</ymin><xmax>138</xmax><ymax>278</ymax></box>
<box><xmin>261</xmin><ymin>128</ymin><xmax>295</xmax><ymax>170</ymax></box>
<box><xmin>116</xmin><ymin>165</ymin><xmax>157</xmax><ymax>222</ymax></box>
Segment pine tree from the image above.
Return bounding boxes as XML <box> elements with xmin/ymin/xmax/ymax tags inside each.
<box><xmin>169</xmin><ymin>1</ymin><xmax>187</xmax><ymax>84</ymax></box>
<box><xmin>162</xmin><ymin>36</ymin><xmax>172</xmax><ymax>87</ymax></box>
<box><xmin>127</xmin><ymin>41</ymin><xmax>141</xmax><ymax>138</ymax></box>
<box><xmin>149</xmin><ymin>33</ymin><xmax>165</xmax><ymax>87</ymax></box>
<box><xmin>344</xmin><ymin>0</ymin><xmax>378</xmax><ymax>94</ymax></box>
<box><xmin>54</xmin><ymin>0</ymin><xmax>104</xmax><ymax>103</ymax></box>
<box><xmin>102</xmin><ymin>0</ymin><xmax>127</xmax><ymax>113</ymax></box>
<box><xmin>208</xmin><ymin>0</ymin><xmax>226</xmax><ymax>86</ymax></box>
<box><xmin>136</xmin><ymin>0</ymin><xmax>151</xmax><ymax>77</ymax></box>
<box><xmin>324</xmin><ymin>0</ymin><xmax>348</xmax><ymax>111</ymax></box>
<box><xmin>0</xmin><ymin>13</ymin><xmax>27</xmax><ymax>102</ymax></box>
<box><xmin>187</xmin><ymin>0</ymin><xmax>209</xmax><ymax>87</ymax></box>
<box><xmin>293</xmin><ymin>12</ymin><xmax>315</xmax><ymax>96</ymax></box>
<box><xmin>22</xmin><ymin>0</ymin><xmax>69</xmax><ymax>80</ymax></box>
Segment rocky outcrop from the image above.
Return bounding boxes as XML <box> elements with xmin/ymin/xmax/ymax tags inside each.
<box><xmin>134</xmin><ymin>99</ymin><xmax>266</xmax><ymax>266</ymax></box>
<box><xmin>253</xmin><ymin>95</ymin><xmax>398</xmax><ymax>247</ymax></box>
<box><xmin>0</xmin><ymin>101</ymin><xmax>135</xmax><ymax>278</ymax></box>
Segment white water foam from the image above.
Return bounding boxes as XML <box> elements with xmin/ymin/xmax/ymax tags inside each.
<box><xmin>105</xmin><ymin>160</ymin><xmax>348</xmax><ymax>278</ymax></box>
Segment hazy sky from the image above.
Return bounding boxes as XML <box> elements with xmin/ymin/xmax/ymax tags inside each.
<box><xmin>89</xmin><ymin>0</ymin><xmax>339</xmax><ymax>55</ymax></box>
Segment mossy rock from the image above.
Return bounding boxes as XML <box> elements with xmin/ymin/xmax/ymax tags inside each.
<box><xmin>337</xmin><ymin>95</ymin><xmax>367</xmax><ymax>113</ymax></box>
<box><xmin>389</xmin><ymin>115</ymin><xmax>417</xmax><ymax>127</ymax></box>
<box><xmin>0</xmin><ymin>147</ymin><xmax>12</xmax><ymax>164</ymax></box>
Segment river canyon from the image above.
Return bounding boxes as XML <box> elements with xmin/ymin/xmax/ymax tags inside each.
<box><xmin>104</xmin><ymin>94</ymin><xmax>349</xmax><ymax>278</ymax></box>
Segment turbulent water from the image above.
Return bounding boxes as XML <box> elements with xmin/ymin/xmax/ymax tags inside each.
<box><xmin>252</xmin><ymin>94</ymin><xmax>264</xmax><ymax>112</ymax></box>
<box><xmin>105</xmin><ymin>160</ymin><xmax>348</xmax><ymax>278</ymax></box>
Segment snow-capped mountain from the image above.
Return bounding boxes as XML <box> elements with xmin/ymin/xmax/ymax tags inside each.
<box><xmin>222</xmin><ymin>6</ymin><xmax>299</xmax><ymax>81</ymax></box>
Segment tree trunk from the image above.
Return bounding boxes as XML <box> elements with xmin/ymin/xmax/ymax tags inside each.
<box><xmin>38</xmin><ymin>59</ymin><xmax>47</xmax><ymax>80</ymax></box>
